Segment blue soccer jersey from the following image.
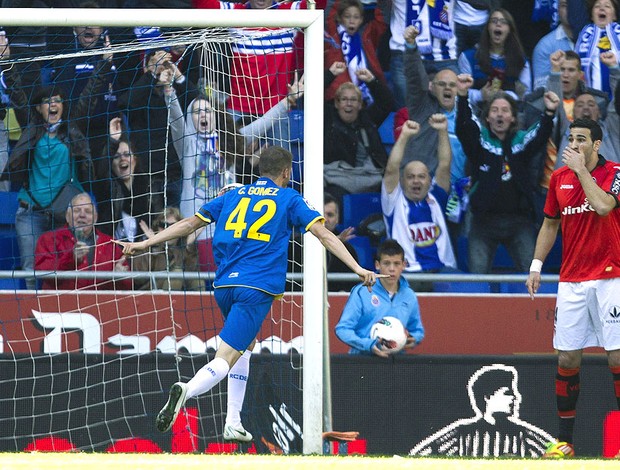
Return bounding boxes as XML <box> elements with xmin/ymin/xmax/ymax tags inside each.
<box><xmin>195</xmin><ymin>177</ymin><xmax>324</xmax><ymax>295</ymax></box>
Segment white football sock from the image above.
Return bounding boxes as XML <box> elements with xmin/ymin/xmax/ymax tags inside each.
<box><xmin>186</xmin><ymin>357</ymin><xmax>230</xmax><ymax>399</ymax></box>
<box><xmin>226</xmin><ymin>350</ymin><xmax>251</xmax><ymax>427</ymax></box>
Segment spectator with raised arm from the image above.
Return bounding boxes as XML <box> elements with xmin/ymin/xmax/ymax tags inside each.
<box><xmin>524</xmin><ymin>50</ymin><xmax>618</xmax><ymax>222</ymax></box>
<box><xmin>1</xmin><ymin>43</ymin><xmax>107</xmax><ymax>288</ymax></box>
<box><xmin>382</xmin><ymin>114</ymin><xmax>457</xmax><ymax>274</ymax></box>
<box><xmin>455</xmin><ymin>73</ymin><xmax>558</xmax><ymax>273</ymax></box>
<box><xmin>92</xmin><ymin>117</ymin><xmax>161</xmax><ymax>243</ymax></box>
<box><xmin>117</xmin><ymin>47</ymin><xmax>198</xmax><ymax>208</ymax></box>
<box><xmin>392</xmin><ymin>24</ymin><xmax>471</xmax><ymax>251</ymax></box>
<box><xmin>34</xmin><ymin>192</ymin><xmax>130</xmax><ymax>290</ymax></box>
<box><xmin>324</xmin><ymin>72</ymin><xmax>394</xmax><ymax>207</ymax></box>
<box><xmin>324</xmin><ymin>0</ymin><xmax>387</xmax><ymax>104</ymax></box>
<box><xmin>0</xmin><ymin>28</ymin><xmax>10</xmax><ymax>192</ymax></box>
<box><xmin>384</xmin><ymin>0</ymin><xmax>458</xmax><ymax>109</ymax></box>
<box><xmin>193</xmin><ymin>0</ymin><xmax>326</xmax><ymax>150</ymax></box>
<box><xmin>165</xmin><ymin>71</ymin><xmax>304</xmax><ymax>270</ymax></box>
<box><xmin>48</xmin><ymin>0</ymin><xmax>119</xmax><ymax>166</ymax></box>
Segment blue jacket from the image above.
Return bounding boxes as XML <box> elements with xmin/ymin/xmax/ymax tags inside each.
<box><xmin>335</xmin><ymin>277</ymin><xmax>424</xmax><ymax>355</ymax></box>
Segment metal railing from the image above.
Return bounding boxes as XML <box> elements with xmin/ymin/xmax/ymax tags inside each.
<box><xmin>0</xmin><ymin>269</ymin><xmax>560</xmax><ymax>291</ymax></box>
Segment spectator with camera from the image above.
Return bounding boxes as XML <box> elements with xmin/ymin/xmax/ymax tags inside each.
<box><xmin>117</xmin><ymin>47</ymin><xmax>198</xmax><ymax>208</ymax></box>
<box><xmin>34</xmin><ymin>192</ymin><xmax>130</xmax><ymax>290</ymax></box>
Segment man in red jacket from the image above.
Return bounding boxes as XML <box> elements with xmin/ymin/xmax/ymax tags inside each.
<box><xmin>35</xmin><ymin>193</ymin><xmax>130</xmax><ymax>290</ymax></box>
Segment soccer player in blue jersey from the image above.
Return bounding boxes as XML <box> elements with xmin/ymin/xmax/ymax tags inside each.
<box><xmin>116</xmin><ymin>146</ymin><xmax>381</xmax><ymax>441</ymax></box>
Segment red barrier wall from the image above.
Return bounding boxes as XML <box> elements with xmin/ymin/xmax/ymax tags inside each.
<box><xmin>0</xmin><ymin>292</ymin><xmax>561</xmax><ymax>355</ymax></box>
<box><xmin>328</xmin><ymin>293</ymin><xmax>559</xmax><ymax>355</ymax></box>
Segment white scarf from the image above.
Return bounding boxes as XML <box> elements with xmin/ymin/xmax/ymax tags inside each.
<box><xmin>576</xmin><ymin>22</ymin><xmax>620</xmax><ymax>94</ymax></box>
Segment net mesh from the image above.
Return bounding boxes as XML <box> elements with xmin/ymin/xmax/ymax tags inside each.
<box><xmin>0</xmin><ymin>18</ymin><xmax>308</xmax><ymax>453</ymax></box>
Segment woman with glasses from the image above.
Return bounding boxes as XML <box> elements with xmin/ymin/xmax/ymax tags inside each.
<box><xmin>457</xmin><ymin>8</ymin><xmax>531</xmax><ymax>106</ymax></box>
<box><xmin>1</xmin><ymin>46</ymin><xmax>105</xmax><ymax>288</ymax></box>
<box><xmin>92</xmin><ymin>117</ymin><xmax>161</xmax><ymax>244</ymax></box>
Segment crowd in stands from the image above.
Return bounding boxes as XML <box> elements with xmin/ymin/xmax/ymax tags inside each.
<box><xmin>0</xmin><ymin>0</ymin><xmax>618</xmax><ymax>291</ymax></box>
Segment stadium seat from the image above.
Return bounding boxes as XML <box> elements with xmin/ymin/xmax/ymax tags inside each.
<box><xmin>433</xmin><ymin>280</ymin><xmax>492</xmax><ymax>293</ymax></box>
<box><xmin>0</xmin><ymin>191</ymin><xmax>19</xmax><ymax>225</ymax></box>
<box><xmin>347</xmin><ymin>236</ymin><xmax>376</xmax><ymax>270</ymax></box>
<box><xmin>456</xmin><ymin>236</ymin><xmax>524</xmax><ymax>273</ymax></box>
<box><xmin>0</xmin><ymin>191</ymin><xmax>20</xmax><ymax>271</ymax></box>
<box><xmin>377</xmin><ymin>112</ymin><xmax>395</xmax><ymax>153</ymax></box>
<box><xmin>543</xmin><ymin>236</ymin><xmax>562</xmax><ymax>273</ymax></box>
<box><xmin>0</xmin><ymin>236</ymin><xmax>20</xmax><ymax>270</ymax></box>
<box><xmin>499</xmin><ymin>281</ymin><xmax>558</xmax><ymax>294</ymax></box>
<box><xmin>342</xmin><ymin>192</ymin><xmax>381</xmax><ymax>229</ymax></box>
<box><xmin>0</xmin><ymin>277</ymin><xmax>26</xmax><ymax>290</ymax></box>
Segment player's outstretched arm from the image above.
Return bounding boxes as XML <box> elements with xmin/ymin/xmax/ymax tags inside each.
<box><xmin>309</xmin><ymin>222</ymin><xmax>384</xmax><ymax>290</ymax></box>
<box><xmin>115</xmin><ymin>215</ymin><xmax>207</xmax><ymax>255</ymax></box>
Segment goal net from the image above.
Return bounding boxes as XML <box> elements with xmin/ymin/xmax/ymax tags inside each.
<box><xmin>0</xmin><ymin>7</ymin><xmax>325</xmax><ymax>454</ymax></box>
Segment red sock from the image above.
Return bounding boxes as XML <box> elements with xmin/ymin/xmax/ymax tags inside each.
<box><xmin>610</xmin><ymin>366</ymin><xmax>620</xmax><ymax>409</ymax></box>
<box><xmin>556</xmin><ymin>367</ymin><xmax>580</xmax><ymax>443</ymax></box>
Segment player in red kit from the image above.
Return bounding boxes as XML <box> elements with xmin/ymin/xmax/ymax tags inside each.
<box><xmin>526</xmin><ymin>117</ymin><xmax>620</xmax><ymax>458</ymax></box>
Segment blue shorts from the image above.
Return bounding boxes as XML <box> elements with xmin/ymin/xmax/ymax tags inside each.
<box><xmin>215</xmin><ymin>287</ymin><xmax>275</xmax><ymax>352</ymax></box>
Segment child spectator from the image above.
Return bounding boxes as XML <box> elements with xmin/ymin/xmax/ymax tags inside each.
<box><xmin>324</xmin><ymin>0</ymin><xmax>387</xmax><ymax>104</ymax></box>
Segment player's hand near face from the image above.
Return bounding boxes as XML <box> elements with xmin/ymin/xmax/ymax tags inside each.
<box><xmin>562</xmin><ymin>146</ymin><xmax>587</xmax><ymax>174</ymax></box>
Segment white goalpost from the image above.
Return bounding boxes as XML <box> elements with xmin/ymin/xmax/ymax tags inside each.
<box><xmin>0</xmin><ymin>7</ymin><xmax>325</xmax><ymax>454</ymax></box>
